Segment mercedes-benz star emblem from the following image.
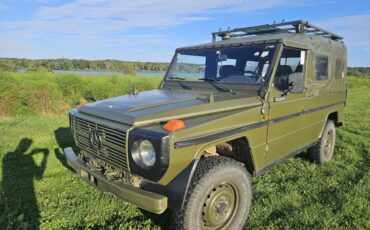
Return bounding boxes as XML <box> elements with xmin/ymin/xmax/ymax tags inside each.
<box><xmin>89</xmin><ymin>128</ymin><xmax>101</xmax><ymax>150</ymax></box>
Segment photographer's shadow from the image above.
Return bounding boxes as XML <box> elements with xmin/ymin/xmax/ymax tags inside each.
<box><xmin>54</xmin><ymin>127</ymin><xmax>75</xmax><ymax>171</ymax></box>
<box><xmin>1</xmin><ymin>138</ymin><xmax>49</xmax><ymax>229</ymax></box>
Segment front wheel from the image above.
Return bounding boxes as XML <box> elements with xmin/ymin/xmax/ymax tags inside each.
<box><xmin>308</xmin><ymin>120</ymin><xmax>336</xmax><ymax>163</ymax></box>
<box><xmin>174</xmin><ymin>156</ymin><xmax>252</xmax><ymax>230</ymax></box>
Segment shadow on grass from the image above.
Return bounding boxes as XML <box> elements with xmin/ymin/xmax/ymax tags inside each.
<box><xmin>296</xmin><ymin>150</ymin><xmax>311</xmax><ymax>162</ymax></box>
<box><xmin>1</xmin><ymin>138</ymin><xmax>49</xmax><ymax>229</ymax></box>
<box><xmin>53</xmin><ymin>127</ymin><xmax>75</xmax><ymax>171</ymax></box>
<box><xmin>139</xmin><ymin>209</ymin><xmax>173</xmax><ymax>229</ymax></box>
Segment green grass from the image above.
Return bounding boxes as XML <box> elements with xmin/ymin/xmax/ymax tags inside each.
<box><xmin>0</xmin><ymin>75</ymin><xmax>369</xmax><ymax>229</ymax></box>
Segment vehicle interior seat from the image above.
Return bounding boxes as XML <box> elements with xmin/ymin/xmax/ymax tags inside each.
<box><xmin>276</xmin><ymin>65</ymin><xmax>293</xmax><ymax>76</ymax></box>
<box><xmin>275</xmin><ymin>65</ymin><xmax>293</xmax><ymax>90</ymax></box>
<box><xmin>219</xmin><ymin>65</ymin><xmax>238</xmax><ymax>78</ymax></box>
<box><xmin>295</xmin><ymin>64</ymin><xmax>303</xmax><ymax>73</ymax></box>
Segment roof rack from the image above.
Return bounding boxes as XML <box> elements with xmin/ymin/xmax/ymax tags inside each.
<box><xmin>211</xmin><ymin>20</ymin><xmax>343</xmax><ymax>42</ymax></box>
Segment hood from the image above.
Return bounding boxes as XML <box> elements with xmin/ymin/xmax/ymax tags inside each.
<box><xmin>78</xmin><ymin>89</ymin><xmax>261</xmax><ymax>126</ymax></box>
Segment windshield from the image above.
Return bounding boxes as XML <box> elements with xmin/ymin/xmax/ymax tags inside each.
<box><xmin>166</xmin><ymin>44</ymin><xmax>276</xmax><ymax>84</ymax></box>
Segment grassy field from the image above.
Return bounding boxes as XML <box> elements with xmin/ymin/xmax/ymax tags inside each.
<box><xmin>0</xmin><ymin>74</ymin><xmax>369</xmax><ymax>229</ymax></box>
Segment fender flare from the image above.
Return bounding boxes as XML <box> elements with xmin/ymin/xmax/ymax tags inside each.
<box><xmin>140</xmin><ymin>159</ymin><xmax>200</xmax><ymax>210</ymax></box>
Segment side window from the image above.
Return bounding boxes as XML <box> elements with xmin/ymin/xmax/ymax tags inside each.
<box><xmin>275</xmin><ymin>47</ymin><xmax>305</xmax><ymax>91</ymax></box>
<box><xmin>335</xmin><ymin>58</ymin><xmax>345</xmax><ymax>79</ymax></box>
<box><xmin>315</xmin><ymin>55</ymin><xmax>328</xmax><ymax>80</ymax></box>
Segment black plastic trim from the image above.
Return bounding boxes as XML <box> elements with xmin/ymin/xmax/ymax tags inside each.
<box><xmin>303</xmin><ymin>100</ymin><xmax>345</xmax><ymax>114</ymax></box>
<box><xmin>140</xmin><ymin>159</ymin><xmax>199</xmax><ymax>210</ymax></box>
<box><xmin>175</xmin><ymin>100</ymin><xmax>345</xmax><ymax>148</ymax></box>
<box><xmin>128</xmin><ymin>129</ymin><xmax>169</xmax><ymax>182</ymax></box>
<box><xmin>175</xmin><ymin>121</ymin><xmax>268</xmax><ymax>148</ymax></box>
<box><xmin>255</xmin><ymin>141</ymin><xmax>318</xmax><ymax>176</ymax></box>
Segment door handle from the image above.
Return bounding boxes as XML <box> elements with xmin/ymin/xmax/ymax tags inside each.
<box><xmin>273</xmin><ymin>96</ymin><xmax>285</xmax><ymax>102</ymax></box>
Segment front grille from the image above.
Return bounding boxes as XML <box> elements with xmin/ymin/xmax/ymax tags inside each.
<box><xmin>72</xmin><ymin>116</ymin><xmax>128</xmax><ymax>171</ymax></box>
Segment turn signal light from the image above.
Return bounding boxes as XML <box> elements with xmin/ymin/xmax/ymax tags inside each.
<box><xmin>262</xmin><ymin>114</ymin><xmax>270</xmax><ymax>120</ymax></box>
<box><xmin>163</xmin><ymin>119</ymin><xmax>185</xmax><ymax>131</ymax></box>
<box><xmin>78</xmin><ymin>102</ymin><xmax>89</xmax><ymax>107</ymax></box>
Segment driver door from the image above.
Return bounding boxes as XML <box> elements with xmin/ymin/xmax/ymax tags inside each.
<box><xmin>265</xmin><ymin>47</ymin><xmax>307</xmax><ymax>164</ymax></box>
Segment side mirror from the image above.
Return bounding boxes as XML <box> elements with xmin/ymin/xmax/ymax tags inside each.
<box><xmin>281</xmin><ymin>73</ymin><xmax>304</xmax><ymax>96</ymax></box>
<box><xmin>288</xmin><ymin>73</ymin><xmax>304</xmax><ymax>93</ymax></box>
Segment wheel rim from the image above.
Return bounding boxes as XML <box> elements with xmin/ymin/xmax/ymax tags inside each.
<box><xmin>201</xmin><ymin>182</ymin><xmax>239</xmax><ymax>229</ymax></box>
<box><xmin>324</xmin><ymin>129</ymin><xmax>334</xmax><ymax>159</ymax></box>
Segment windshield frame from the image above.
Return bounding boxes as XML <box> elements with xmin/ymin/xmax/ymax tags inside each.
<box><xmin>161</xmin><ymin>43</ymin><xmax>278</xmax><ymax>89</ymax></box>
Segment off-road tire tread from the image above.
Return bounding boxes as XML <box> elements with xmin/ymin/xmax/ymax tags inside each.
<box><xmin>173</xmin><ymin>156</ymin><xmax>252</xmax><ymax>230</ymax></box>
<box><xmin>308</xmin><ymin>141</ymin><xmax>321</xmax><ymax>163</ymax></box>
<box><xmin>308</xmin><ymin>120</ymin><xmax>336</xmax><ymax>163</ymax></box>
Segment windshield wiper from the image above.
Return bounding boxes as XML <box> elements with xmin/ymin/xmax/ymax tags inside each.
<box><xmin>200</xmin><ymin>78</ymin><xmax>238</xmax><ymax>95</ymax></box>
<box><xmin>169</xmin><ymin>76</ymin><xmax>187</xmax><ymax>81</ymax></box>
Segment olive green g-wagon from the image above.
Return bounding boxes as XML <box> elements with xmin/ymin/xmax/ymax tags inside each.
<box><xmin>64</xmin><ymin>20</ymin><xmax>346</xmax><ymax>229</ymax></box>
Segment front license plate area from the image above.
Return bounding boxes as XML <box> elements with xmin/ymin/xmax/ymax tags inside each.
<box><xmin>80</xmin><ymin>169</ymin><xmax>98</xmax><ymax>186</ymax></box>
<box><xmin>80</xmin><ymin>169</ymin><xmax>89</xmax><ymax>179</ymax></box>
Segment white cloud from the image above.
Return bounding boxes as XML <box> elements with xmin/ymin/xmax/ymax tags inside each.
<box><xmin>2</xmin><ymin>0</ymin><xmax>297</xmax><ymax>36</ymax></box>
<box><xmin>316</xmin><ymin>14</ymin><xmax>370</xmax><ymax>50</ymax></box>
<box><xmin>0</xmin><ymin>0</ymin><xmax>323</xmax><ymax>60</ymax></box>
<box><xmin>315</xmin><ymin>13</ymin><xmax>370</xmax><ymax>66</ymax></box>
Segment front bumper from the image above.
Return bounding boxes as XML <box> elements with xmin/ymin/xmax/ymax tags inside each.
<box><xmin>63</xmin><ymin>147</ymin><xmax>168</xmax><ymax>214</ymax></box>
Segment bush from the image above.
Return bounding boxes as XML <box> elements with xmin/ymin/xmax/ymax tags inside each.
<box><xmin>55</xmin><ymin>74</ymin><xmax>85</xmax><ymax>105</ymax></box>
<box><xmin>0</xmin><ymin>72</ymin><xmax>162</xmax><ymax>117</ymax></box>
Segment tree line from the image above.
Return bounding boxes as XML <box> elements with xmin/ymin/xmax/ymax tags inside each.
<box><xmin>0</xmin><ymin>58</ymin><xmax>368</xmax><ymax>76</ymax></box>
<box><xmin>347</xmin><ymin>67</ymin><xmax>370</xmax><ymax>77</ymax></box>
<box><xmin>0</xmin><ymin>58</ymin><xmax>170</xmax><ymax>75</ymax></box>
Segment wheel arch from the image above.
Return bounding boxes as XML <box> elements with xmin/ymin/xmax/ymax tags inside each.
<box><xmin>152</xmin><ymin>136</ymin><xmax>256</xmax><ymax>210</ymax></box>
<box><xmin>318</xmin><ymin>111</ymin><xmax>340</xmax><ymax>139</ymax></box>
<box><xmin>327</xmin><ymin>111</ymin><xmax>342</xmax><ymax>127</ymax></box>
<box><xmin>195</xmin><ymin>136</ymin><xmax>256</xmax><ymax>176</ymax></box>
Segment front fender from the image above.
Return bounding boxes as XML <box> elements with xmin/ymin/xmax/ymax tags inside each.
<box><xmin>140</xmin><ymin>159</ymin><xmax>199</xmax><ymax>210</ymax></box>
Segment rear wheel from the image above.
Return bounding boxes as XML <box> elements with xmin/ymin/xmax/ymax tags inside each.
<box><xmin>308</xmin><ymin>120</ymin><xmax>336</xmax><ymax>163</ymax></box>
<box><xmin>174</xmin><ymin>156</ymin><xmax>252</xmax><ymax>230</ymax></box>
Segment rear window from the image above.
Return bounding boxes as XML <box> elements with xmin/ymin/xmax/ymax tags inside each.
<box><xmin>335</xmin><ymin>58</ymin><xmax>345</xmax><ymax>79</ymax></box>
<box><xmin>315</xmin><ymin>55</ymin><xmax>328</xmax><ymax>81</ymax></box>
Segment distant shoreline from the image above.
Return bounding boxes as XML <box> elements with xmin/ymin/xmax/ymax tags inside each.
<box><xmin>2</xmin><ymin>57</ymin><xmax>370</xmax><ymax>77</ymax></box>
<box><xmin>14</xmin><ymin>69</ymin><xmax>167</xmax><ymax>77</ymax></box>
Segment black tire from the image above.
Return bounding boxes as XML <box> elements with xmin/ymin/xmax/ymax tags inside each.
<box><xmin>308</xmin><ymin>120</ymin><xmax>336</xmax><ymax>163</ymax></box>
<box><xmin>173</xmin><ymin>156</ymin><xmax>252</xmax><ymax>230</ymax></box>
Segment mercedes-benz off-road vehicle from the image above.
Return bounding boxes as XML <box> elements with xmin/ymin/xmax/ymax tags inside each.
<box><xmin>64</xmin><ymin>20</ymin><xmax>347</xmax><ymax>229</ymax></box>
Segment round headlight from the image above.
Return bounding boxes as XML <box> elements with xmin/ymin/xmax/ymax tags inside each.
<box><xmin>132</xmin><ymin>139</ymin><xmax>156</xmax><ymax>169</ymax></box>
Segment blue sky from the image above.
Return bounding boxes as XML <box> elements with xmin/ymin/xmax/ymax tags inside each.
<box><xmin>0</xmin><ymin>0</ymin><xmax>369</xmax><ymax>66</ymax></box>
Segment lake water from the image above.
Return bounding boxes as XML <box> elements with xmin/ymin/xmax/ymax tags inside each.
<box><xmin>52</xmin><ymin>70</ymin><xmax>203</xmax><ymax>78</ymax></box>
<box><xmin>52</xmin><ymin>70</ymin><xmax>166</xmax><ymax>76</ymax></box>
<box><xmin>136</xmin><ymin>71</ymin><xmax>204</xmax><ymax>77</ymax></box>
<box><xmin>53</xmin><ymin>70</ymin><xmax>124</xmax><ymax>75</ymax></box>
<box><xmin>137</xmin><ymin>71</ymin><xmax>166</xmax><ymax>77</ymax></box>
